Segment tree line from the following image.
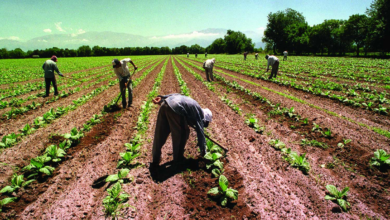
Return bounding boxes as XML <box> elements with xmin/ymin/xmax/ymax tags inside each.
<box><xmin>262</xmin><ymin>0</ymin><xmax>389</xmax><ymax>56</ymax></box>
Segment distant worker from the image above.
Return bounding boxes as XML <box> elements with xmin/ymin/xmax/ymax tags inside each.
<box><xmin>151</xmin><ymin>93</ymin><xmax>212</xmax><ymax>167</ymax></box>
<box><xmin>195</xmin><ymin>53</ymin><xmax>198</xmax><ymax>58</ymax></box>
<box><xmin>243</xmin><ymin>51</ymin><xmax>248</xmax><ymax>60</ymax></box>
<box><xmin>283</xmin><ymin>51</ymin><xmax>288</xmax><ymax>61</ymax></box>
<box><xmin>255</xmin><ymin>53</ymin><xmax>258</xmax><ymax>60</ymax></box>
<box><xmin>112</xmin><ymin>58</ymin><xmax>138</xmax><ymax>108</ymax></box>
<box><xmin>187</xmin><ymin>52</ymin><xmax>189</xmax><ymax>58</ymax></box>
<box><xmin>205</xmin><ymin>52</ymin><xmax>207</xmax><ymax>58</ymax></box>
<box><xmin>42</xmin><ymin>55</ymin><xmax>64</xmax><ymax>98</ymax></box>
<box><xmin>203</xmin><ymin>58</ymin><xmax>216</xmax><ymax>82</ymax></box>
<box><xmin>265</xmin><ymin>55</ymin><xmax>279</xmax><ymax>80</ymax></box>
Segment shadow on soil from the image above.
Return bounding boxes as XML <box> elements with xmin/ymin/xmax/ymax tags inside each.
<box><xmin>149</xmin><ymin>158</ymin><xmax>203</xmax><ymax>183</ymax></box>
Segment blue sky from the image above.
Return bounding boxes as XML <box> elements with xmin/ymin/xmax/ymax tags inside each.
<box><xmin>0</xmin><ymin>0</ymin><xmax>373</xmax><ymax>42</ymax></box>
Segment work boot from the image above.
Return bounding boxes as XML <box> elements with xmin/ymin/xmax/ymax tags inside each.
<box><xmin>42</xmin><ymin>94</ymin><xmax>49</xmax><ymax>98</ymax></box>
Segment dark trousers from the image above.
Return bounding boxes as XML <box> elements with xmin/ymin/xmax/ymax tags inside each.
<box><xmin>152</xmin><ymin>102</ymin><xmax>190</xmax><ymax>164</ymax></box>
<box><xmin>269</xmin><ymin>60</ymin><xmax>280</xmax><ymax>79</ymax></box>
<box><xmin>283</xmin><ymin>56</ymin><xmax>287</xmax><ymax>61</ymax></box>
<box><xmin>45</xmin><ymin>77</ymin><xmax>58</xmax><ymax>96</ymax></box>
<box><xmin>119</xmin><ymin>76</ymin><xmax>132</xmax><ymax>108</ymax></box>
<box><xmin>205</xmin><ymin>67</ymin><xmax>214</xmax><ymax>82</ymax></box>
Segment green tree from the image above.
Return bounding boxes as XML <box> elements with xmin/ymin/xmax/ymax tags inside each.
<box><xmin>208</xmin><ymin>38</ymin><xmax>226</xmax><ymax>54</ymax></box>
<box><xmin>224</xmin><ymin>30</ymin><xmax>254</xmax><ymax>54</ymax></box>
<box><xmin>77</xmin><ymin>45</ymin><xmax>92</xmax><ymax>57</ymax></box>
<box><xmin>344</xmin><ymin>14</ymin><xmax>369</xmax><ymax>56</ymax></box>
<box><xmin>366</xmin><ymin>0</ymin><xmax>390</xmax><ymax>53</ymax></box>
<box><xmin>262</xmin><ymin>8</ymin><xmax>307</xmax><ymax>54</ymax></box>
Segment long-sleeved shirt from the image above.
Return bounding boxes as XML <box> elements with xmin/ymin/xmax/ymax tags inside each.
<box><xmin>203</xmin><ymin>59</ymin><xmax>215</xmax><ymax>69</ymax></box>
<box><xmin>267</xmin><ymin>56</ymin><xmax>279</xmax><ymax>70</ymax></box>
<box><xmin>42</xmin><ymin>60</ymin><xmax>62</xmax><ymax>78</ymax></box>
<box><xmin>160</xmin><ymin>93</ymin><xmax>207</xmax><ymax>153</ymax></box>
<box><xmin>113</xmin><ymin>58</ymin><xmax>132</xmax><ymax>81</ymax></box>
<box><xmin>283</xmin><ymin>51</ymin><xmax>288</xmax><ymax>56</ymax></box>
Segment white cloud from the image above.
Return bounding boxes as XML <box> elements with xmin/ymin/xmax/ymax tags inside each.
<box><xmin>256</xmin><ymin>27</ymin><xmax>266</xmax><ymax>32</ymax></box>
<box><xmin>0</xmin><ymin>36</ymin><xmax>20</xmax><ymax>41</ymax></box>
<box><xmin>71</xmin><ymin>29</ymin><xmax>86</xmax><ymax>37</ymax></box>
<box><xmin>55</xmin><ymin>22</ymin><xmax>65</xmax><ymax>32</ymax></box>
<box><xmin>43</xmin><ymin>29</ymin><xmax>52</xmax><ymax>33</ymax></box>
<box><xmin>150</xmin><ymin>31</ymin><xmax>220</xmax><ymax>40</ymax></box>
<box><xmin>81</xmin><ymin>39</ymin><xmax>89</xmax><ymax>42</ymax></box>
<box><xmin>38</xmin><ymin>39</ymin><xmax>48</xmax><ymax>42</ymax></box>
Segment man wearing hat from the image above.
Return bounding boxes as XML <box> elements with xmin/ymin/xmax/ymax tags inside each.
<box><xmin>265</xmin><ymin>54</ymin><xmax>279</xmax><ymax>79</ymax></box>
<box><xmin>202</xmin><ymin>58</ymin><xmax>216</xmax><ymax>82</ymax></box>
<box><xmin>42</xmin><ymin>55</ymin><xmax>64</xmax><ymax>98</ymax></box>
<box><xmin>151</xmin><ymin>93</ymin><xmax>213</xmax><ymax>167</ymax></box>
<box><xmin>112</xmin><ymin>58</ymin><xmax>138</xmax><ymax>108</ymax></box>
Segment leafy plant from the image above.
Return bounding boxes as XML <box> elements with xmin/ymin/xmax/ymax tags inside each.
<box><xmin>19</xmin><ymin>124</ymin><xmax>36</xmax><ymax>136</ymax></box>
<box><xmin>58</xmin><ymin>139</ymin><xmax>72</xmax><ymax>150</ymax></box>
<box><xmin>322</xmin><ymin>128</ymin><xmax>332</xmax><ymax>138</ymax></box>
<box><xmin>269</xmin><ymin>139</ymin><xmax>286</xmax><ymax>150</ymax></box>
<box><xmin>370</xmin><ymin>149</ymin><xmax>390</xmax><ymax>168</ymax></box>
<box><xmin>106</xmin><ymin>169</ymin><xmax>131</xmax><ymax>184</ymax></box>
<box><xmin>324</xmin><ymin>185</ymin><xmax>350</xmax><ymax>212</ymax></box>
<box><xmin>102</xmin><ymin>182</ymin><xmax>130</xmax><ymax>219</ymax></box>
<box><xmin>204</xmin><ymin>152</ymin><xmax>224</xmax><ymax>170</ymax></box>
<box><xmin>45</xmin><ymin>145</ymin><xmax>66</xmax><ymax>162</ymax></box>
<box><xmin>207</xmin><ymin>175</ymin><xmax>238</xmax><ymax>206</ymax></box>
<box><xmin>0</xmin><ymin>197</ymin><xmax>17</xmax><ymax>212</ymax></box>
<box><xmin>0</xmin><ymin>174</ymin><xmax>35</xmax><ymax>194</ymax></box>
<box><xmin>245</xmin><ymin>116</ymin><xmax>264</xmax><ymax>133</ymax></box>
<box><xmin>0</xmin><ymin>133</ymin><xmax>19</xmax><ymax>148</ymax></box>
<box><xmin>206</xmin><ymin>139</ymin><xmax>223</xmax><ymax>154</ymax></box>
<box><xmin>284</xmin><ymin>151</ymin><xmax>311</xmax><ymax>174</ymax></box>
<box><xmin>303</xmin><ymin>118</ymin><xmax>309</xmax><ymax>125</ymax></box>
<box><xmin>63</xmin><ymin>127</ymin><xmax>84</xmax><ymax>144</ymax></box>
<box><xmin>312</xmin><ymin>123</ymin><xmax>322</xmax><ymax>132</ymax></box>
<box><xmin>22</xmin><ymin>155</ymin><xmax>55</xmax><ymax>178</ymax></box>
<box><xmin>117</xmin><ymin>152</ymin><xmax>139</xmax><ymax>168</ymax></box>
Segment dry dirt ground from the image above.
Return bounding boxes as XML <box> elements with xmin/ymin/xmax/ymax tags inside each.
<box><xmin>0</xmin><ymin>55</ymin><xmax>389</xmax><ymax>220</ymax></box>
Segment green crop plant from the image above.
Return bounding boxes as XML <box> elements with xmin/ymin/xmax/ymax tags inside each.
<box><xmin>269</xmin><ymin>139</ymin><xmax>286</xmax><ymax>150</ymax></box>
<box><xmin>284</xmin><ymin>151</ymin><xmax>311</xmax><ymax>174</ymax></box>
<box><xmin>0</xmin><ymin>197</ymin><xmax>17</xmax><ymax>212</ymax></box>
<box><xmin>42</xmin><ymin>109</ymin><xmax>56</xmax><ymax>123</ymax></box>
<box><xmin>206</xmin><ymin>139</ymin><xmax>223</xmax><ymax>154</ymax></box>
<box><xmin>87</xmin><ymin>114</ymin><xmax>102</xmax><ymax>125</ymax></box>
<box><xmin>325</xmin><ymin>185</ymin><xmax>350</xmax><ymax>212</ymax></box>
<box><xmin>58</xmin><ymin>140</ymin><xmax>72</xmax><ymax>150</ymax></box>
<box><xmin>300</xmin><ymin>139</ymin><xmax>329</xmax><ymax>149</ymax></box>
<box><xmin>19</xmin><ymin>124</ymin><xmax>36</xmax><ymax>136</ymax></box>
<box><xmin>45</xmin><ymin>145</ymin><xmax>66</xmax><ymax>163</ymax></box>
<box><xmin>245</xmin><ymin>115</ymin><xmax>264</xmax><ymax>134</ymax></box>
<box><xmin>124</xmin><ymin>142</ymin><xmax>141</xmax><ymax>153</ymax></box>
<box><xmin>312</xmin><ymin>123</ymin><xmax>322</xmax><ymax>132</ymax></box>
<box><xmin>63</xmin><ymin>127</ymin><xmax>84</xmax><ymax>144</ymax></box>
<box><xmin>102</xmin><ymin>182</ymin><xmax>131</xmax><ymax>219</ymax></box>
<box><xmin>106</xmin><ymin>169</ymin><xmax>131</xmax><ymax>184</ymax></box>
<box><xmin>303</xmin><ymin>118</ymin><xmax>309</xmax><ymax>125</ymax></box>
<box><xmin>0</xmin><ymin>133</ymin><xmax>19</xmax><ymax>148</ymax></box>
<box><xmin>322</xmin><ymin>128</ymin><xmax>332</xmax><ymax>138</ymax></box>
<box><xmin>207</xmin><ymin>175</ymin><xmax>238</xmax><ymax>206</ymax></box>
<box><xmin>370</xmin><ymin>149</ymin><xmax>390</xmax><ymax>168</ymax></box>
<box><xmin>117</xmin><ymin>152</ymin><xmax>140</xmax><ymax>168</ymax></box>
<box><xmin>33</xmin><ymin>117</ymin><xmax>45</xmax><ymax>128</ymax></box>
<box><xmin>204</xmin><ymin>152</ymin><xmax>224</xmax><ymax>170</ymax></box>
<box><xmin>0</xmin><ymin>174</ymin><xmax>35</xmax><ymax>194</ymax></box>
<box><xmin>23</xmin><ymin>155</ymin><xmax>55</xmax><ymax>178</ymax></box>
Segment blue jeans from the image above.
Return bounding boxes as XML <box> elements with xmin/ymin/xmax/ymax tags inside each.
<box><xmin>119</xmin><ymin>76</ymin><xmax>132</xmax><ymax>107</ymax></box>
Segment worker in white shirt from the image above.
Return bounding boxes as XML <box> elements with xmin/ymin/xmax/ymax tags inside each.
<box><xmin>283</xmin><ymin>51</ymin><xmax>288</xmax><ymax>61</ymax></box>
<box><xmin>265</xmin><ymin>55</ymin><xmax>279</xmax><ymax>79</ymax></box>
<box><xmin>203</xmin><ymin>58</ymin><xmax>216</xmax><ymax>82</ymax></box>
<box><xmin>187</xmin><ymin>53</ymin><xmax>189</xmax><ymax>58</ymax></box>
<box><xmin>112</xmin><ymin>58</ymin><xmax>138</xmax><ymax>108</ymax></box>
<box><xmin>255</xmin><ymin>53</ymin><xmax>259</xmax><ymax>60</ymax></box>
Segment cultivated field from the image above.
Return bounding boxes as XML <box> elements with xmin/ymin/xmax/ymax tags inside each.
<box><xmin>0</xmin><ymin>55</ymin><xmax>389</xmax><ymax>219</ymax></box>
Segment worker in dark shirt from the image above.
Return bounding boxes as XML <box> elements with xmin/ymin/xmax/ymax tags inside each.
<box><xmin>243</xmin><ymin>51</ymin><xmax>248</xmax><ymax>60</ymax></box>
<box><xmin>151</xmin><ymin>93</ymin><xmax>212</xmax><ymax>167</ymax></box>
<box><xmin>42</xmin><ymin>55</ymin><xmax>64</xmax><ymax>97</ymax></box>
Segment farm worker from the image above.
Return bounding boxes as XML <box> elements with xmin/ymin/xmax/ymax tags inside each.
<box><xmin>195</xmin><ymin>53</ymin><xmax>198</xmax><ymax>58</ymax></box>
<box><xmin>42</xmin><ymin>55</ymin><xmax>64</xmax><ymax>98</ymax></box>
<box><xmin>205</xmin><ymin>52</ymin><xmax>207</xmax><ymax>58</ymax></box>
<box><xmin>255</xmin><ymin>53</ymin><xmax>258</xmax><ymax>60</ymax></box>
<box><xmin>112</xmin><ymin>58</ymin><xmax>138</xmax><ymax>108</ymax></box>
<box><xmin>203</xmin><ymin>58</ymin><xmax>216</xmax><ymax>82</ymax></box>
<box><xmin>265</xmin><ymin>55</ymin><xmax>279</xmax><ymax>80</ymax></box>
<box><xmin>243</xmin><ymin>51</ymin><xmax>248</xmax><ymax>60</ymax></box>
<box><xmin>283</xmin><ymin>51</ymin><xmax>288</xmax><ymax>61</ymax></box>
<box><xmin>187</xmin><ymin>52</ymin><xmax>189</xmax><ymax>58</ymax></box>
<box><xmin>151</xmin><ymin>93</ymin><xmax>213</xmax><ymax>167</ymax></box>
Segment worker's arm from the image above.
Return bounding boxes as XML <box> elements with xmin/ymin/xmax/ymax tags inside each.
<box><xmin>122</xmin><ymin>58</ymin><xmax>138</xmax><ymax>70</ymax></box>
<box><xmin>54</xmin><ymin>64</ymin><xmax>64</xmax><ymax>77</ymax></box>
<box><xmin>42</xmin><ymin>63</ymin><xmax>45</xmax><ymax>70</ymax></box>
<box><xmin>266</xmin><ymin>59</ymin><xmax>271</xmax><ymax>71</ymax></box>
<box><xmin>194</xmin><ymin>122</ymin><xmax>207</xmax><ymax>156</ymax></box>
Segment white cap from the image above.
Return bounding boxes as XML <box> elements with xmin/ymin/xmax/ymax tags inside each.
<box><xmin>202</xmin><ymin>108</ymin><xmax>212</xmax><ymax>122</ymax></box>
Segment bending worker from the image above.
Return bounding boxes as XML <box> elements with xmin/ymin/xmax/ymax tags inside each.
<box><xmin>112</xmin><ymin>58</ymin><xmax>138</xmax><ymax>108</ymax></box>
<box><xmin>283</xmin><ymin>50</ymin><xmax>288</xmax><ymax>61</ymax></box>
<box><xmin>203</xmin><ymin>58</ymin><xmax>216</xmax><ymax>82</ymax></box>
<box><xmin>42</xmin><ymin>55</ymin><xmax>64</xmax><ymax>98</ymax></box>
<box><xmin>151</xmin><ymin>93</ymin><xmax>213</xmax><ymax>167</ymax></box>
<box><xmin>265</xmin><ymin>54</ymin><xmax>279</xmax><ymax>80</ymax></box>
